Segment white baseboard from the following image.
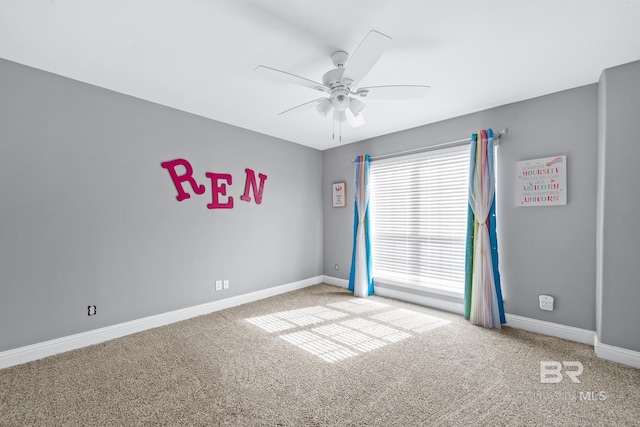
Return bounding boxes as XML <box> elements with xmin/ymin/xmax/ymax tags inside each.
<box><xmin>6</xmin><ymin>276</ymin><xmax>638</xmax><ymax>371</ymax></box>
<box><xmin>0</xmin><ymin>276</ymin><xmax>323</xmax><ymax>370</ymax></box>
<box><xmin>322</xmin><ymin>275</ymin><xmax>465</xmax><ymax>315</ymax></box>
<box><xmin>326</xmin><ymin>277</ymin><xmax>640</xmax><ymax>370</ymax></box>
<box><xmin>504</xmin><ymin>314</ymin><xmax>595</xmax><ymax>345</ymax></box>
<box><xmin>374</xmin><ymin>286</ymin><xmax>465</xmax><ymax>315</ymax></box>
<box><xmin>506</xmin><ymin>315</ymin><xmax>640</xmax><ymax>369</ymax></box>
<box><xmin>322</xmin><ymin>275</ymin><xmax>349</xmax><ymax>289</ymax></box>
<box><xmin>594</xmin><ymin>336</ymin><xmax>640</xmax><ymax>369</ymax></box>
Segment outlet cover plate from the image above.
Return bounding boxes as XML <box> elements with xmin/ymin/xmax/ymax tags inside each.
<box><xmin>539</xmin><ymin>295</ymin><xmax>554</xmax><ymax>311</ymax></box>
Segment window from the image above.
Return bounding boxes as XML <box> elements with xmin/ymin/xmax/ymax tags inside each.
<box><xmin>369</xmin><ymin>144</ymin><xmax>470</xmax><ymax>295</ymax></box>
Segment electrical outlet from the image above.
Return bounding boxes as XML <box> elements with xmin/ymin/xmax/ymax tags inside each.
<box><xmin>335</xmin><ymin>264</ymin><xmax>339</xmax><ymax>270</ymax></box>
<box><xmin>539</xmin><ymin>295</ymin><xmax>554</xmax><ymax>311</ymax></box>
<box><xmin>88</xmin><ymin>305</ymin><xmax>97</xmax><ymax>316</ymax></box>
<box><xmin>215</xmin><ymin>280</ymin><xmax>223</xmax><ymax>291</ymax></box>
<box><xmin>223</xmin><ymin>279</ymin><xmax>229</xmax><ymax>289</ymax></box>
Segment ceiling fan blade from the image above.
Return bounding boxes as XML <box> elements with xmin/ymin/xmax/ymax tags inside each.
<box><xmin>342</xmin><ymin>30</ymin><xmax>392</xmax><ymax>87</ymax></box>
<box><xmin>255</xmin><ymin>65</ymin><xmax>330</xmax><ymax>93</ymax></box>
<box><xmin>278</xmin><ymin>98</ymin><xmax>327</xmax><ymax>115</ymax></box>
<box><xmin>345</xmin><ymin>109</ymin><xmax>365</xmax><ymax>128</ymax></box>
<box><xmin>355</xmin><ymin>85</ymin><xmax>430</xmax><ymax>100</ymax></box>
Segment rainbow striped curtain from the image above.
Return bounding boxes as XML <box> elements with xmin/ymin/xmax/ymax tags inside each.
<box><xmin>464</xmin><ymin>129</ymin><xmax>505</xmax><ymax>328</ymax></box>
<box><xmin>349</xmin><ymin>154</ymin><xmax>374</xmax><ymax>297</ymax></box>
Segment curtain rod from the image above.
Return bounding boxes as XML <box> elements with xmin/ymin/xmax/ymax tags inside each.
<box><xmin>351</xmin><ymin>128</ymin><xmax>508</xmax><ymax>163</ymax></box>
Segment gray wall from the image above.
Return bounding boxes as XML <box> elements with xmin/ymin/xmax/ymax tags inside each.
<box><xmin>597</xmin><ymin>60</ymin><xmax>640</xmax><ymax>352</ymax></box>
<box><xmin>5</xmin><ymin>54</ymin><xmax>637</xmax><ymax>355</ymax></box>
<box><xmin>0</xmin><ymin>59</ymin><xmax>323</xmax><ymax>352</ymax></box>
<box><xmin>323</xmin><ymin>85</ymin><xmax>598</xmax><ymax>330</ymax></box>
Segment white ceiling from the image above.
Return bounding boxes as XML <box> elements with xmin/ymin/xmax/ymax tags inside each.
<box><xmin>1</xmin><ymin>1</ymin><xmax>639</xmax><ymax>150</ymax></box>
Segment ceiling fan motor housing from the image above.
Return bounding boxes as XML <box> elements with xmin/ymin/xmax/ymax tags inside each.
<box><xmin>322</xmin><ymin>68</ymin><xmax>345</xmax><ymax>88</ymax></box>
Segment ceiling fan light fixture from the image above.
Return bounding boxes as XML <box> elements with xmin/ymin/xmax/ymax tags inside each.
<box><xmin>316</xmin><ymin>98</ymin><xmax>333</xmax><ymax>117</ymax></box>
<box><xmin>348</xmin><ymin>98</ymin><xmax>365</xmax><ymax>116</ymax></box>
<box><xmin>331</xmin><ymin>90</ymin><xmax>350</xmax><ymax>112</ymax></box>
<box><xmin>346</xmin><ymin>108</ymin><xmax>365</xmax><ymax>127</ymax></box>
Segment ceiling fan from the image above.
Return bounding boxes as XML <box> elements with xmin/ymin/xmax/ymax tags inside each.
<box><xmin>255</xmin><ymin>30</ymin><xmax>430</xmax><ymax>140</ymax></box>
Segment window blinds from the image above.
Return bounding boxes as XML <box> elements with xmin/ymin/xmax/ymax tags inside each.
<box><xmin>369</xmin><ymin>144</ymin><xmax>470</xmax><ymax>293</ymax></box>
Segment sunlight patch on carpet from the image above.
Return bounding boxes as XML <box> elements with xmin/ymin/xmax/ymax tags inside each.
<box><xmin>327</xmin><ymin>299</ymin><xmax>389</xmax><ymax>313</ymax></box>
<box><xmin>340</xmin><ymin>318</ymin><xmax>412</xmax><ymax>343</ymax></box>
<box><xmin>312</xmin><ymin>324</ymin><xmax>387</xmax><ymax>352</ymax></box>
<box><xmin>370</xmin><ymin>309</ymin><xmax>451</xmax><ymax>333</ymax></box>
<box><xmin>245</xmin><ymin>306</ymin><xmax>348</xmax><ymax>332</ymax></box>
<box><xmin>280</xmin><ymin>331</ymin><xmax>357</xmax><ymax>362</ymax></box>
<box><xmin>244</xmin><ymin>315</ymin><xmax>296</xmax><ymax>333</ymax></box>
<box><xmin>247</xmin><ymin>300</ymin><xmax>450</xmax><ymax>363</ymax></box>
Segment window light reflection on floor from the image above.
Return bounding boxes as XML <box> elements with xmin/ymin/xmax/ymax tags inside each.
<box><xmin>244</xmin><ymin>314</ymin><xmax>296</xmax><ymax>333</ymax></box>
<box><xmin>245</xmin><ymin>306</ymin><xmax>348</xmax><ymax>332</ymax></box>
<box><xmin>327</xmin><ymin>299</ymin><xmax>389</xmax><ymax>313</ymax></box>
<box><xmin>370</xmin><ymin>309</ymin><xmax>451</xmax><ymax>333</ymax></box>
<box><xmin>245</xmin><ymin>300</ymin><xmax>451</xmax><ymax>363</ymax></box>
<box><xmin>280</xmin><ymin>331</ymin><xmax>358</xmax><ymax>363</ymax></box>
<box><xmin>313</xmin><ymin>324</ymin><xmax>387</xmax><ymax>352</ymax></box>
<box><xmin>339</xmin><ymin>318</ymin><xmax>412</xmax><ymax>343</ymax></box>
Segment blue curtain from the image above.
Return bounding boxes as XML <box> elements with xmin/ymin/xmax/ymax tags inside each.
<box><xmin>349</xmin><ymin>154</ymin><xmax>374</xmax><ymax>297</ymax></box>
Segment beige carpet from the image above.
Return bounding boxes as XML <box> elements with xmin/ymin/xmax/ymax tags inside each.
<box><xmin>1</xmin><ymin>284</ymin><xmax>638</xmax><ymax>426</ymax></box>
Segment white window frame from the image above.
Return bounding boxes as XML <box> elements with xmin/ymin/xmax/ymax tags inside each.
<box><xmin>369</xmin><ymin>144</ymin><xmax>471</xmax><ymax>297</ymax></box>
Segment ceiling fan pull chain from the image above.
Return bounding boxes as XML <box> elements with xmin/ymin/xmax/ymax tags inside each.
<box><xmin>332</xmin><ymin>117</ymin><xmax>335</xmax><ymax>140</ymax></box>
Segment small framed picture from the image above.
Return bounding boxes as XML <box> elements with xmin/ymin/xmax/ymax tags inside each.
<box><xmin>332</xmin><ymin>182</ymin><xmax>346</xmax><ymax>208</ymax></box>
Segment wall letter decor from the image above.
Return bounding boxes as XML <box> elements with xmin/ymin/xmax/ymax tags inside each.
<box><xmin>161</xmin><ymin>159</ymin><xmax>268</xmax><ymax>210</ymax></box>
<box><xmin>240</xmin><ymin>168</ymin><xmax>268</xmax><ymax>204</ymax></box>
<box><xmin>206</xmin><ymin>173</ymin><xmax>234</xmax><ymax>209</ymax></box>
<box><xmin>160</xmin><ymin>158</ymin><xmax>206</xmax><ymax>201</ymax></box>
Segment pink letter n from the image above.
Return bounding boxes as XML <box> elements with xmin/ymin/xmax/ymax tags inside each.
<box><xmin>240</xmin><ymin>168</ymin><xmax>268</xmax><ymax>204</ymax></box>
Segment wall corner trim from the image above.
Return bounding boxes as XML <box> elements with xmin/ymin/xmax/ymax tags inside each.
<box><xmin>504</xmin><ymin>314</ymin><xmax>595</xmax><ymax>345</ymax></box>
<box><xmin>594</xmin><ymin>335</ymin><xmax>640</xmax><ymax>369</ymax></box>
<box><xmin>506</xmin><ymin>315</ymin><xmax>640</xmax><ymax>369</ymax></box>
<box><xmin>322</xmin><ymin>275</ymin><xmax>349</xmax><ymax>289</ymax></box>
<box><xmin>0</xmin><ymin>276</ymin><xmax>323</xmax><ymax>370</ymax></box>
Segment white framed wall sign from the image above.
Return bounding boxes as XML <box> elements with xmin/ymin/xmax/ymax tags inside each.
<box><xmin>516</xmin><ymin>155</ymin><xmax>567</xmax><ymax>207</ymax></box>
<box><xmin>332</xmin><ymin>182</ymin><xmax>346</xmax><ymax>208</ymax></box>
